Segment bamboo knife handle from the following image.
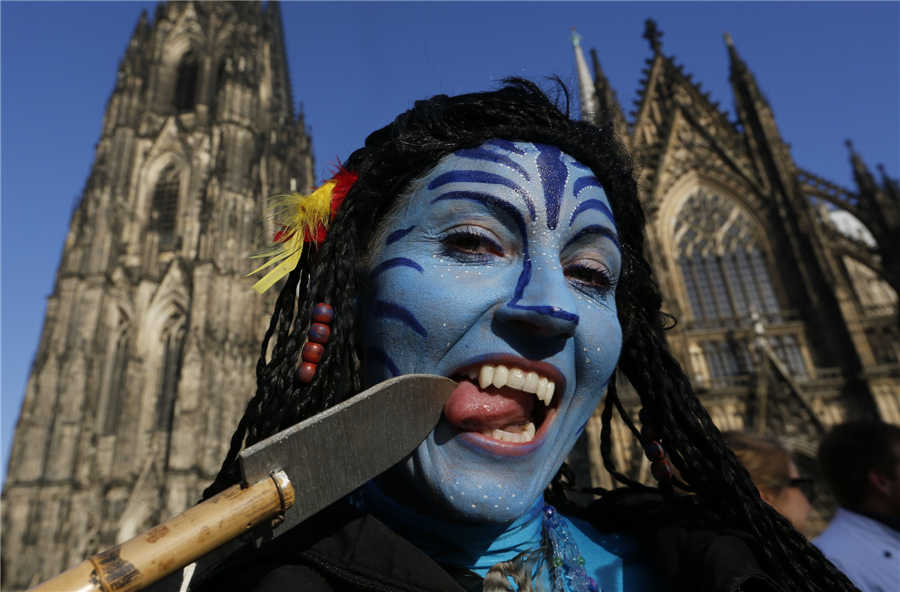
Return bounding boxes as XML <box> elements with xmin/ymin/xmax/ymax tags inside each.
<box><xmin>29</xmin><ymin>471</ymin><xmax>294</xmax><ymax>592</ymax></box>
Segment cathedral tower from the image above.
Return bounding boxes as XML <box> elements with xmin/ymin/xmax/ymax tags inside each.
<box><xmin>1</xmin><ymin>3</ymin><xmax>314</xmax><ymax>588</ymax></box>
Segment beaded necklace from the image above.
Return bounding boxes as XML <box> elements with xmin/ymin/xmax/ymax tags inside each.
<box><xmin>356</xmin><ymin>483</ymin><xmax>601</xmax><ymax>592</ymax></box>
<box><xmin>542</xmin><ymin>505</ymin><xmax>600</xmax><ymax>592</ymax></box>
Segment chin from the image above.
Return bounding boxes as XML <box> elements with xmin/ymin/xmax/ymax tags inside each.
<box><xmin>382</xmin><ymin>416</ymin><xmax>571</xmax><ymax>524</ymax></box>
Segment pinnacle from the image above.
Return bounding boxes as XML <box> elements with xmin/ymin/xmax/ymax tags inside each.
<box><xmin>570</xmin><ymin>27</ymin><xmax>582</xmax><ymax>48</ymax></box>
<box><xmin>723</xmin><ymin>31</ymin><xmax>734</xmax><ymax>48</ymax></box>
<box><xmin>643</xmin><ymin>19</ymin><xmax>663</xmax><ymax>53</ymax></box>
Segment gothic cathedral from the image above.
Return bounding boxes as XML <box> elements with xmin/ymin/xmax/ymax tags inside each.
<box><xmin>570</xmin><ymin>23</ymin><xmax>900</xmax><ymax>533</ymax></box>
<box><xmin>3</xmin><ymin>6</ymin><xmax>898</xmax><ymax>590</ymax></box>
<box><xmin>1</xmin><ymin>3</ymin><xmax>313</xmax><ymax>588</ymax></box>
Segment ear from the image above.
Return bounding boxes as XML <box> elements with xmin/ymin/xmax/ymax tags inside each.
<box><xmin>758</xmin><ymin>486</ymin><xmax>777</xmax><ymax>507</ymax></box>
<box><xmin>868</xmin><ymin>468</ymin><xmax>893</xmax><ymax>498</ymax></box>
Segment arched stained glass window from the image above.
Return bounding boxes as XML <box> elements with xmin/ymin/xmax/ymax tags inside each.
<box><xmin>174</xmin><ymin>52</ymin><xmax>199</xmax><ymax>112</ymax></box>
<box><xmin>674</xmin><ymin>188</ymin><xmax>782</xmax><ymax>327</ymax></box>
<box><xmin>152</xmin><ymin>165</ymin><xmax>179</xmax><ymax>251</ymax></box>
<box><xmin>702</xmin><ymin>341</ymin><xmax>752</xmax><ymax>385</ymax></box>
<box><xmin>769</xmin><ymin>334</ymin><xmax>809</xmax><ymax>379</ymax></box>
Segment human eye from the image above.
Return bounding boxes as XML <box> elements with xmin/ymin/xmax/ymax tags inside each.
<box><xmin>565</xmin><ymin>261</ymin><xmax>617</xmax><ymax>296</ymax></box>
<box><xmin>440</xmin><ymin>226</ymin><xmax>504</xmax><ymax>262</ymax></box>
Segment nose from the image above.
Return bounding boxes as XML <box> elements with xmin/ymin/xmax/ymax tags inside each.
<box><xmin>493</xmin><ymin>259</ymin><xmax>580</xmax><ymax>337</ymax></box>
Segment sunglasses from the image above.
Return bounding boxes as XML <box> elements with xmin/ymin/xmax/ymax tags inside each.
<box><xmin>787</xmin><ymin>477</ymin><xmax>816</xmax><ymax>503</ymax></box>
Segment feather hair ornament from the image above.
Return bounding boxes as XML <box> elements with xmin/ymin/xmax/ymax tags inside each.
<box><xmin>249</xmin><ymin>165</ymin><xmax>358</xmax><ymax>294</ymax></box>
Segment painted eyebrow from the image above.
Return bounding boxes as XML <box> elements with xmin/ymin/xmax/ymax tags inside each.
<box><xmin>427</xmin><ymin>170</ymin><xmax>536</xmax><ymax>220</ymax></box>
<box><xmin>568</xmin><ymin>198</ymin><xmax>617</xmax><ymax>229</ymax></box>
<box><xmin>563</xmin><ymin>224</ymin><xmax>621</xmax><ymax>253</ymax></box>
<box><xmin>371</xmin><ymin>257</ymin><xmax>424</xmax><ymax>279</ymax></box>
<box><xmin>573</xmin><ymin>175</ymin><xmax>602</xmax><ymax>198</ymax></box>
<box><xmin>454</xmin><ymin>147</ymin><xmax>530</xmax><ymax>182</ymax></box>
<box><xmin>386</xmin><ymin>225</ymin><xmax>416</xmax><ymax>245</ymax></box>
<box><xmin>431</xmin><ymin>190</ymin><xmax>528</xmax><ymax>237</ymax></box>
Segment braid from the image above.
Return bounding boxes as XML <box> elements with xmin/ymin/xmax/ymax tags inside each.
<box><xmin>597</xmin><ymin>375</ymin><xmax>646</xmax><ymax>491</ymax></box>
<box><xmin>206</xmin><ymin>77</ymin><xmax>857</xmax><ymax>591</ymax></box>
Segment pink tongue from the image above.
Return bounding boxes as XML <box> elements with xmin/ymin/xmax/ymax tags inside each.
<box><xmin>444</xmin><ymin>380</ymin><xmax>534</xmax><ymax>432</ymax></box>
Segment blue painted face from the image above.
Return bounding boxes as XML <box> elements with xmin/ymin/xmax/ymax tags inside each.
<box><xmin>363</xmin><ymin>141</ymin><xmax>622</xmax><ymax>523</ymax></box>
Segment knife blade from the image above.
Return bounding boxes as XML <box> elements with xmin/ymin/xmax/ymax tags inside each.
<box><xmin>28</xmin><ymin>374</ymin><xmax>457</xmax><ymax>592</ymax></box>
<box><xmin>239</xmin><ymin>373</ymin><xmax>457</xmax><ymax>545</ymax></box>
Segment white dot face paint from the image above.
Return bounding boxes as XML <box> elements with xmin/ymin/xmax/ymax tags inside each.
<box><xmin>363</xmin><ymin>141</ymin><xmax>622</xmax><ymax>524</ymax></box>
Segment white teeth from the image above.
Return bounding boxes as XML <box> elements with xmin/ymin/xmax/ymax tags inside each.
<box><xmin>536</xmin><ymin>377</ymin><xmax>549</xmax><ymax>404</ymax></box>
<box><xmin>479</xmin><ymin>365</ymin><xmax>495</xmax><ymax>389</ymax></box>
<box><xmin>523</xmin><ymin>372</ymin><xmax>539</xmax><ymax>393</ymax></box>
<box><xmin>467</xmin><ymin>364</ymin><xmax>556</xmax><ymax>407</ymax></box>
<box><xmin>489</xmin><ymin>424</ymin><xmax>536</xmax><ymax>443</ymax></box>
<box><xmin>507</xmin><ymin>368</ymin><xmax>525</xmax><ymax>389</ymax></box>
<box><xmin>492</xmin><ymin>365</ymin><xmax>509</xmax><ymax>389</ymax></box>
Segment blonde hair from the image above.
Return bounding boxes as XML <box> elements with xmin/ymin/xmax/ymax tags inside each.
<box><xmin>722</xmin><ymin>431</ymin><xmax>792</xmax><ymax>496</ymax></box>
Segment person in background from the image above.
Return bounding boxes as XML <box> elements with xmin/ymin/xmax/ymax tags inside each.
<box><xmin>815</xmin><ymin>421</ymin><xmax>900</xmax><ymax>592</ymax></box>
<box><xmin>722</xmin><ymin>431</ymin><xmax>812</xmax><ymax>534</ymax></box>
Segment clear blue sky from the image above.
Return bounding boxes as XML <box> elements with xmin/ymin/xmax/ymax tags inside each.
<box><xmin>2</xmin><ymin>2</ymin><xmax>898</xmax><ymax>484</ymax></box>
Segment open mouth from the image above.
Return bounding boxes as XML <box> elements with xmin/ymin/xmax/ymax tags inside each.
<box><xmin>444</xmin><ymin>362</ymin><xmax>562</xmax><ymax>445</ymax></box>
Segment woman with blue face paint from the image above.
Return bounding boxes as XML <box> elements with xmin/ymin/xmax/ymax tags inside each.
<box><xmin>193</xmin><ymin>80</ymin><xmax>857</xmax><ymax>592</ymax></box>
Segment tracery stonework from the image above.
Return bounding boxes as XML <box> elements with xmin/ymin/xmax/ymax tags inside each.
<box><xmin>0</xmin><ymin>3</ymin><xmax>313</xmax><ymax>589</ymax></box>
<box><xmin>572</xmin><ymin>23</ymin><xmax>900</xmax><ymax>536</ymax></box>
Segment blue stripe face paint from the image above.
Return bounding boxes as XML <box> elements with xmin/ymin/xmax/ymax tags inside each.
<box><xmin>371</xmin><ymin>257</ymin><xmax>425</xmax><ymax>278</ymax></box>
<box><xmin>363</xmin><ymin>142</ymin><xmax>622</xmax><ymax>524</ymax></box>
<box><xmin>386</xmin><ymin>225</ymin><xmax>417</xmax><ymax>245</ymax></box>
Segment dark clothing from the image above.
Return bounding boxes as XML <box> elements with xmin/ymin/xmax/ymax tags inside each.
<box><xmin>585</xmin><ymin>488</ymin><xmax>781</xmax><ymax>592</ymax></box>
<box><xmin>150</xmin><ymin>489</ymin><xmax>782</xmax><ymax>592</ymax></box>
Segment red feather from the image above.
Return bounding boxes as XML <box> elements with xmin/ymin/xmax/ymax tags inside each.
<box><xmin>306</xmin><ymin>162</ymin><xmax>358</xmax><ymax>245</ymax></box>
<box><xmin>273</xmin><ymin>225</ymin><xmax>295</xmax><ymax>243</ymax></box>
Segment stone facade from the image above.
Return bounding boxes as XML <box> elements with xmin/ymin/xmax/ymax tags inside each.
<box><xmin>569</xmin><ymin>24</ymin><xmax>900</xmax><ymax>535</ymax></box>
<box><xmin>0</xmin><ymin>2</ymin><xmax>313</xmax><ymax>589</ymax></box>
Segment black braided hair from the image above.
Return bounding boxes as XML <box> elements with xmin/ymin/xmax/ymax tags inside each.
<box><xmin>205</xmin><ymin>78</ymin><xmax>857</xmax><ymax>592</ymax></box>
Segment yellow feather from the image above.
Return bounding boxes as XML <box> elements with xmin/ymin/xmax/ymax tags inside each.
<box><xmin>249</xmin><ymin>180</ymin><xmax>338</xmax><ymax>294</ymax></box>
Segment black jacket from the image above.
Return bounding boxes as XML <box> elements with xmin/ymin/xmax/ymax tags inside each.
<box><xmin>150</xmin><ymin>489</ymin><xmax>783</xmax><ymax>592</ymax></box>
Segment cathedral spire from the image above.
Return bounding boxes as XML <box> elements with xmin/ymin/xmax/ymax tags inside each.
<box><xmin>571</xmin><ymin>28</ymin><xmax>597</xmax><ymax>124</ymax></box>
<box><xmin>845</xmin><ymin>141</ymin><xmax>900</xmax><ymax>301</ymax></box>
<box><xmin>846</xmin><ymin>140</ymin><xmax>879</xmax><ymax>197</ymax></box>
<box><xmin>0</xmin><ymin>4</ymin><xmax>316</xmax><ymax>587</ymax></box>
<box><xmin>589</xmin><ymin>48</ymin><xmax>628</xmax><ymax>139</ymax></box>
<box><xmin>726</xmin><ymin>31</ymin><xmax>774</xmax><ymax>118</ymax></box>
<box><xmin>726</xmin><ymin>31</ymin><xmax>789</xmax><ymax>179</ymax></box>
<box><xmin>266</xmin><ymin>0</ymin><xmax>295</xmax><ymax>125</ymax></box>
<box><xmin>878</xmin><ymin>164</ymin><xmax>900</xmax><ymax>208</ymax></box>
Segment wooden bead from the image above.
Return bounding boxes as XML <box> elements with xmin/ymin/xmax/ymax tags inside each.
<box><xmin>302</xmin><ymin>342</ymin><xmax>325</xmax><ymax>364</ymax></box>
<box><xmin>297</xmin><ymin>362</ymin><xmax>317</xmax><ymax>383</ymax></box>
<box><xmin>638</xmin><ymin>408</ymin><xmax>656</xmax><ymax>426</ymax></box>
<box><xmin>644</xmin><ymin>441</ymin><xmax>666</xmax><ymax>461</ymax></box>
<box><xmin>651</xmin><ymin>459</ymin><xmax>673</xmax><ymax>481</ymax></box>
<box><xmin>640</xmin><ymin>424</ymin><xmax>659</xmax><ymax>442</ymax></box>
<box><xmin>308</xmin><ymin>323</ymin><xmax>331</xmax><ymax>344</ymax></box>
<box><xmin>312</xmin><ymin>303</ymin><xmax>334</xmax><ymax>324</ymax></box>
